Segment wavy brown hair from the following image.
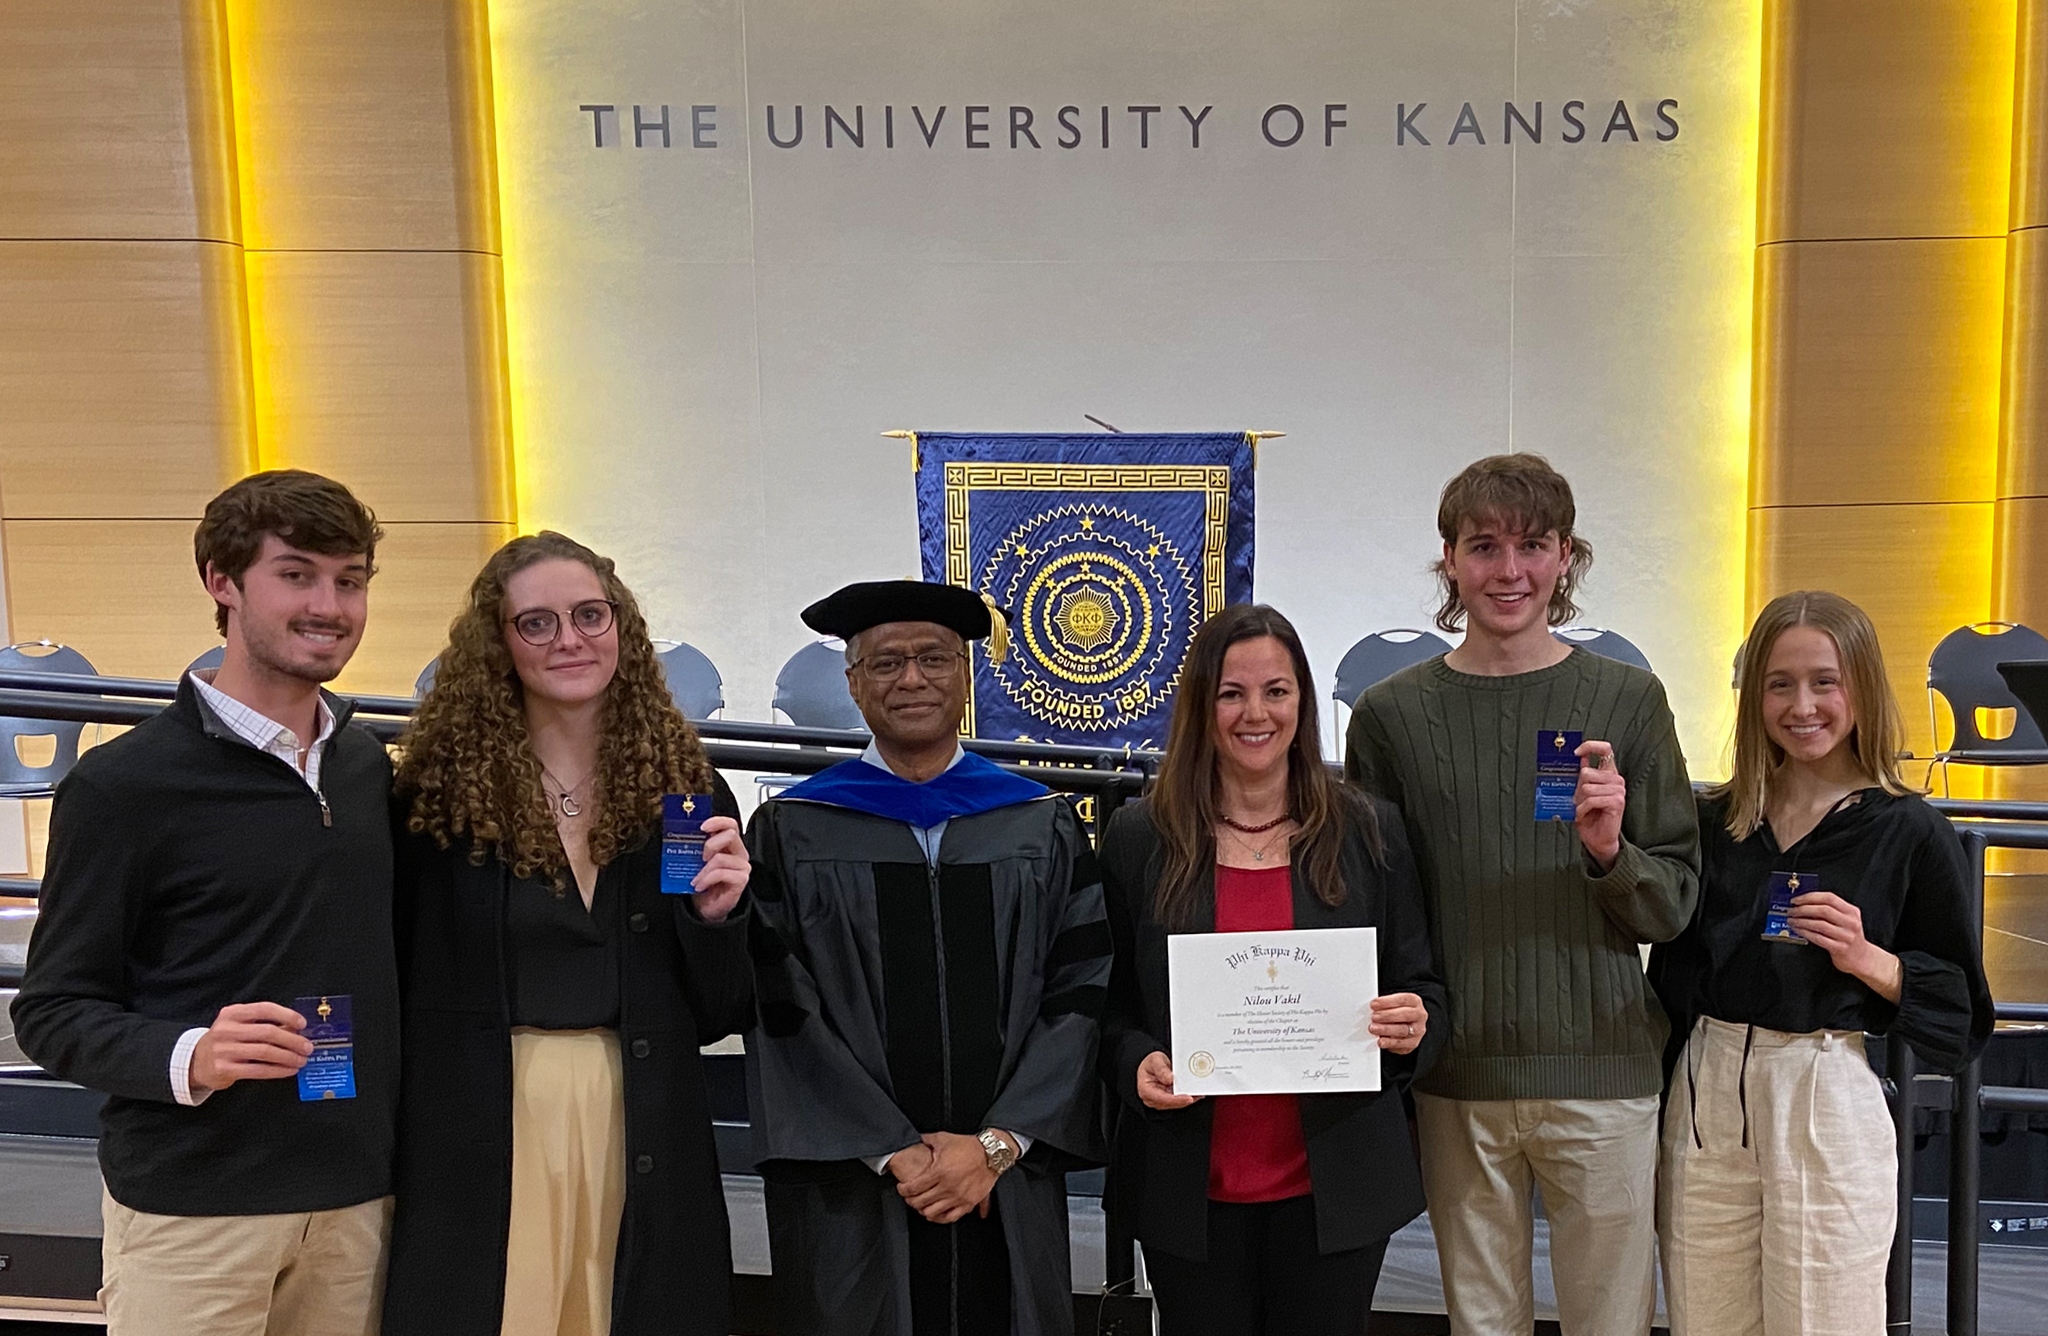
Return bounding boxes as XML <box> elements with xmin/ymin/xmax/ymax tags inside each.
<box><xmin>195</xmin><ymin>470</ymin><xmax>384</xmax><ymax>635</ymax></box>
<box><xmin>1710</xmin><ymin>590</ymin><xmax>1914</xmax><ymax>840</ymax></box>
<box><xmin>394</xmin><ymin>531</ymin><xmax>715</xmax><ymax>884</ymax></box>
<box><xmin>1431</xmin><ymin>453</ymin><xmax>1593</xmax><ymax>633</ymax></box>
<box><xmin>1148</xmin><ymin>604</ymin><xmax>1381</xmax><ymax>929</ymax></box>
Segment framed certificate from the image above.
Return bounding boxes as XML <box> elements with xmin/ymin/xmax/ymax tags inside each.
<box><xmin>1167</xmin><ymin>927</ymin><xmax>1380</xmax><ymax>1096</ymax></box>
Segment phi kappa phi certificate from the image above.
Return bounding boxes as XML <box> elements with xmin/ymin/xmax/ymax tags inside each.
<box><xmin>1167</xmin><ymin>927</ymin><xmax>1380</xmax><ymax>1096</ymax></box>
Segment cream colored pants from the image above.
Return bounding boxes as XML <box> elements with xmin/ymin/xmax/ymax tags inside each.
<box><xmin>99</xmin><ymin>1189</ymin><xmax>391</xmax><ymax>1336</ymax></box>
<box><xmin>1659</xmin><ymin>1017</ymin><xmax>1897</xmax><ymax>1336</ymax></box>
<box><xmin>1416</xmin><ymin>1091</ymin><xmax>1660</xmax><ymax>1336</ymax></box>
<box><xmin>501</xmin><ymin>1027</ymin><xmax>627</xmax><ymax>1336</ymax></box>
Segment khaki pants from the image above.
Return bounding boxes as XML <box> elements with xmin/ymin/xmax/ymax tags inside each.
<box><xmin>1659</xmin><ymin>1017</ymin><xmax>1896</xmax><ymax>1336</ymax></box>
<box><xmin>501</xmin><ymin>1027</ymin><xmax>627</xmax><ymax>1336</ymax></box>
<box><xmin>1416</xmin><ymin>1091</ymin><xmax>1659</xmax><ymax>1336</ymax></box>
<box><xmin>99</xmin><ymin>1189</ymin><xmax>391</xmax><ymax>1336</ymax></box>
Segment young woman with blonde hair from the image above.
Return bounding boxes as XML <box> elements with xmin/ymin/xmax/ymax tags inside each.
<box><xmin>380</xmin><ymin>531</ymin><xmax>752</xmax><ymax>1336</ymax></box>
<box><xmin>1650</xmin><ymin>590</ymin><xmax>1991</xmax><ymax>1336</ymax></box>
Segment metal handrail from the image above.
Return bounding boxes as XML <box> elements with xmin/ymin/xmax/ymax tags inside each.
<box><xmin>1936</xmin><ymin>823</ymin><xmax>2048</xmax><ymax>1336</ymax></box>
<box><xmin>0</xmin><ymin>670</ymin><xmax>1163</xmax><ymax>775</ymax></box>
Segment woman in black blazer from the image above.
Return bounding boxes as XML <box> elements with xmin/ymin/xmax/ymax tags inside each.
<box><xmin>382</xmin><ymin>531</ymin><xmax>752</xmax><ymax>1336</ymax></box>
<box><xmin>1099</xmin><ymin>604</ymin><xmax>1447</xmax><ymax>1336</ymax></box>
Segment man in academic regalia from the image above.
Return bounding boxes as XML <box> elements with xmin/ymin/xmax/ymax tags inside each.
<box><xmin>745</xmin><ymin>580</ymin><xmax>1111</xmax><ymax>1336</ymax></box>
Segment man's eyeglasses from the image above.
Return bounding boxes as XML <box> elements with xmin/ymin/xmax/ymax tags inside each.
<box><xmin>507</xmin><ymin>599</ymin><xmax>618</xmax><ymax>646</ymax></box>
<box><xmin>853</xmin><ymin>650</ymin><xmax>967</xmax><ymax>682</ymax></box>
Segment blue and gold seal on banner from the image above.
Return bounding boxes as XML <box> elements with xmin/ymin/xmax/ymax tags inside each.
<box><xmin>979</xmin><ymin>503</ymin><xmax>1198</xmax><ymax>734</ymax></box>
<box><xmin>913</xmin><ymin>435</ymin><xmax>1257</xmax><ymax>750</ymax></box>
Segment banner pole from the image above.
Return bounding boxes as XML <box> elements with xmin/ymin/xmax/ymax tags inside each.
<box><xmin>1244</xmin><ymin>430</ymin><xmax>1286</xmax><ymax>467</ymax></box>
<box><xmin>882</xmin><ymin>429</ymin><xmax>919</xmax><ymax>473</ymax></box>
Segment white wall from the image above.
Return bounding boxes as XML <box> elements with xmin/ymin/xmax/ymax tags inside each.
<box><xmin>491</xmin><ymin>0</ymin><xmax>1760</xmax><ymax>774</ymax></box>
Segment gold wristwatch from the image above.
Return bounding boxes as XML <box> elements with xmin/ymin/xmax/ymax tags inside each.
<box><xmin>977</xmin><ymin>1128</ymin><xmax>1018</xmax><ymax>1175</ymax></box>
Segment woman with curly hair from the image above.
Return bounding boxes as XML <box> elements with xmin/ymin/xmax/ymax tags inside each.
<box><xmin>379</xmin><ymin>531</ymin><xmax>752</xmax><ymax>1336</ymax></box>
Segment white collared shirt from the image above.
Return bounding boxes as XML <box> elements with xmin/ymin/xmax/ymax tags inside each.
<box><xmin>168</xmin><ymin>670</ymin><xmax>339</xmax><ymax>1106</ymax></box>
<box><xmin>188</xmin><ymin>669</ymin><xmax>337</xmax><ymax>792</ymax></box>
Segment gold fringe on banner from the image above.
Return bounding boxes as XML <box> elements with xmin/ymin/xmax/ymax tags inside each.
<box><xmin>882</xmin><ymin>429</ymin><xmax>920</xmax><ymax>473</ymax></box>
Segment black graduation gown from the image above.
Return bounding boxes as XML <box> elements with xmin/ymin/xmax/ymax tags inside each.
<box><xmin>744</xmin><ymin>792</ymin><xmax>1111</xmax><ymax>1336</ymax></box>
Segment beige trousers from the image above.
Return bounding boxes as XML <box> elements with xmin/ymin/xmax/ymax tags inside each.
<box><xmin>501</xmin><ymin>1027</ymin><xmax>628</xmax><ymax>1336</ymax></box>
<box><xmin>1658</xmin><ymin>1017</ymin><xmax>1897</xmax><ymax>1336</ymax></box>
<box><xmin>99</xmin><ymin>1189</ymin><xmax>391</xmax><ymax>1336</ymax></box>
<box><xmin>1416</xmin><ymin>1091</ymin><xmax>1660</xmax><ymax>1336</ymax></box>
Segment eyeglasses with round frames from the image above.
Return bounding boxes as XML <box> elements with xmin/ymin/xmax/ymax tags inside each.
<box><xmin>507</xmin><ymin>599</ymin><xmax>618</xmax><ymax>646</ymax></box>
<box><xmin>853</xmin><ymin>650</ymin><xmax>967</xmax><ymax>682</ymax></box>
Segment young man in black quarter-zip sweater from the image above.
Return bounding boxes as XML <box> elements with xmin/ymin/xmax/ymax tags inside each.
<box><xmin>12</xmin><ymin>471</ymin><xmax>397</xmax><ymax>1336</ymax></box>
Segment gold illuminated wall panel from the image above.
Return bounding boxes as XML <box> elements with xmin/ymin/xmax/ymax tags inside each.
<box><xmin>0</xmin><ymin>0</ymin><xmax>254</xmax><ymax>679</ymax></box>
<box><xmin>1992</xmin><ymin>0</ymin><xmax>2048</xmax><ymax>814</ymax></box>
<box><xmin>225</xmin><ymin>0</ymin><xmax>515</xmax><ymax>694</ymax></box>
<box><xmin>1749</xmin><ymin>0</ymin><xmax>2020</xmax><ymax>768</ymax></box>
<box><xmin>1998</xmin><ymin>0</ymin><xmax>2048</xmax><ymax>633</ymax></box>
<box><xmin>0</xmin><ymin>0</ymin><xmax>516</xmax><ymax>702</ymax></box>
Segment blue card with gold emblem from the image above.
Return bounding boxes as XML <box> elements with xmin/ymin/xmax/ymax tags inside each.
<box><xmin>661</xmin><ymin>793</ymin><xmax>715</xmax><ymax>894</ymax></box>
<box><xmin>292</xmin><ymin>994</ymin><xmax>356</xmax><ymax>1101</ymax></box>
<box><xmin>1762</xmin><ymin>871</ymin><xmax>1811</xmax><ymax>943</ymax></box>
<box><xmin>1534</xmin><ymin>730</ymin><xmax>1583</xmax><ymax>822</ymax></box>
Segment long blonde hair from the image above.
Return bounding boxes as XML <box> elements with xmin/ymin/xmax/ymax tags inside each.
<box><xmin>394</xmin><ymin>531</ymin><xmax>715</xmax><ymax>883</ymax></box>
<box><xmin>1710</xmin><ymin>590</ymin><xmax>1914</xmax><ymax>839</ymax></box>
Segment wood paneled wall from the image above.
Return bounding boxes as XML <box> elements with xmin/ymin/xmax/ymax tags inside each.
<box><xmin>0</xmin><ymin>0</ymin><xmax>255</xmax><ymax>678</ymax></box>
<box><xmin>1998</xmin><ymin>0</ymin><xmax>2048</xmax><ymax>634</ymax></box>
<box><xmin>227</xmin><ymin>0</ymin><xmax>514</xmax><ymax>694</ymax></box>
<box><xmin>0</xmin><ymin>0</ymin><xmax>514</xmax><ymax>698</ymax></box>
<box><xmin>1748</xmin><ymin>0</ymin><xmax>2021</xmax><ymax>769</ymax></box>
<box><xmin>1993</xmin><ymin>0</ymin><xmax>2048</xmax><ymax>809</ymax></box>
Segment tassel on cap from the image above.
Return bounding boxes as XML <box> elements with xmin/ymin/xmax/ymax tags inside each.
<box><xmin>981</xmin><ymin>591</ymin><xmax>1010</xmax><ymax>665</ymax></box>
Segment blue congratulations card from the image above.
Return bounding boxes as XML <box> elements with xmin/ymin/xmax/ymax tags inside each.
<box><xmin>1534</xmin><ymin>730</ymin><xmax>1582</xmax><ymax>822</ymax></box>
<box><xmin>661</xmin><ymin>793</ymin><xmax>715</xmax><ymax>894</ymax></box>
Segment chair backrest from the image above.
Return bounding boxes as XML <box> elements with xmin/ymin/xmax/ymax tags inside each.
<box><xmin>1927</xmin><ymin>622</ymin><xmax>2048</xmax><ymax>752</ymax></box>
<box><xmin>413</xmin><ymin>656</ymin><xmax>440</xmax><ymax>700</ymax></box>
<box><xmin>654</xmin><ymin>640</ymin><xmax>726</xmax><ymax>720</ymax></box>
<box><xmin>1332</xmin><ymin>629</ymin><xmax>1453</xmax><ymax>708</ymax></box>
<box><xmin>0</xmin><ymin>642</ymin><xmax>99</xmax><ymax>789</ymax></box>
<box><xmin>186</xmin><ymin>645</ymin><xmax>225</xmax><ymax>675</ymax></box>
<box><xmin>1553</xmin><ymin>626</ymin><xmax>1653</xmax><ymax>672</ymax></box>
<box><xmin>773</xmin><ymin>641</ymin><xmax>865</xmax><ymax>731</ymax></box>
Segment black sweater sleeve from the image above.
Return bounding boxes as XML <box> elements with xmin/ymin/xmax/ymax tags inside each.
<box><xmin>1882</xmin><ymin>817</ymin><xmax>1993</xmax><ymax>1075</ymax></box>
<box><xmin>12</xmin><ymin>772</ymin><xmax>188</xmax><ymax>1102</ymax></box>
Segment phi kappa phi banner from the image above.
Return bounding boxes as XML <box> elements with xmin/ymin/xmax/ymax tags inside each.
<box><xmin>914</xmin><ymin>433</ymin><xmax>1256</xmax><ymax>748</ymax></box>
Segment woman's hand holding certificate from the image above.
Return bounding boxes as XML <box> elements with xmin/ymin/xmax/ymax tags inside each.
<box><xmin>1367</xmin><ymin>991</ymin><xmax>1428</xmax><ymax>1056</ymax></box>
<box><xmin>1136</xmin><ymin>1050</ymin><xmax>1201</xmax><ymax>1110</ymax></box>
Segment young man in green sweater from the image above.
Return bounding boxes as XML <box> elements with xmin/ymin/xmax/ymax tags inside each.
<box><xmin>1345</xmin><ymin>454</ymin><xmax>1699</xmax><ymax>1336</ymax></box>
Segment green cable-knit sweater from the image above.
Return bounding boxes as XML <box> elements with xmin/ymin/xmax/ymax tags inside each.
<box><xmin>1344</xmin><ymin>647</ymin><xmax>1700</xmax><ymax>1101</ymax></box>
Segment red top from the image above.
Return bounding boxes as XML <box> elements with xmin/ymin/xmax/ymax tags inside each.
<box><xmin>1205</xmin><ymin>863</ymin><xmax>1313</xmax><ymax>1203</ymax></box>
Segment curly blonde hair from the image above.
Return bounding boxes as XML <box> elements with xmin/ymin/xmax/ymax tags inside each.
<box><xmin>394</xmin><ymin>531</ymin><xmax>715</xmax><ymax>884</ymax></box>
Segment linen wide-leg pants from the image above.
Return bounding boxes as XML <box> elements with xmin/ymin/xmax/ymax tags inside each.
<box><xmin>1415</xmin><ymin>1091</ymin><xmax>1660</xmax><ymax>1336</ymax></box>
<box><xmin>1658</xmin><ymin>1016</ymin><xmax>1896</xmax><ymax>1336</ymax></box>
<box><xmin>501</xmin><ymin>1027</ymin><xmax>628</xmax><ymax>1336</ymax></box>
